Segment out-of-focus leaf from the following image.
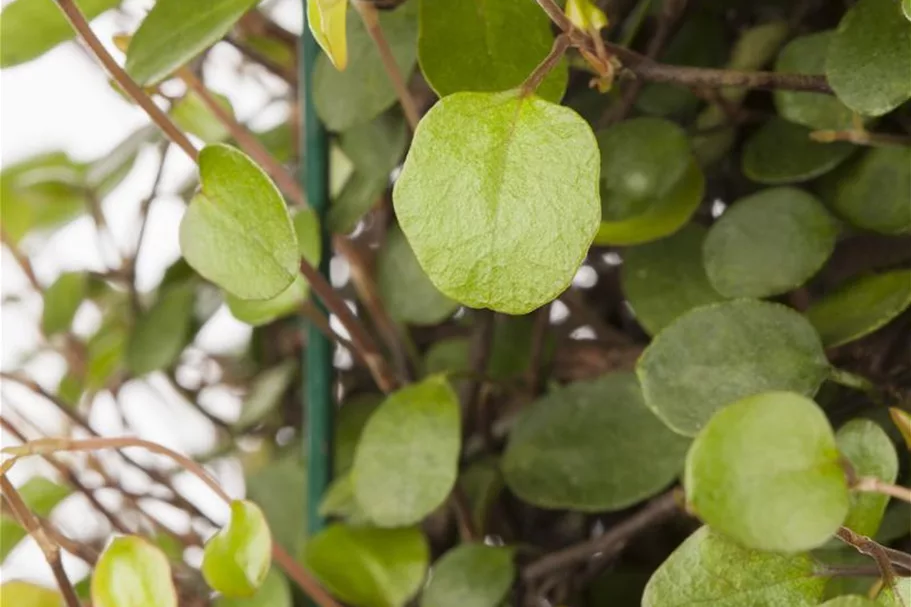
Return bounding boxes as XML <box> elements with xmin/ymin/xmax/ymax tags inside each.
<box><xmin>420</xmin><ymin>544</ymin><xmax>515</xmax><ymax>607</ymax></box>
<box><xmin>214</xmin><ymin>568</ymin><xmax>292</xmax><ymax>607</ymax></box>
<box><xmin>171</xmin><ymin>90</ymin><xmax>234</xmax><ymax>143</ymax></box>
<box><xmin>0</xmin><ymin>477</ymin><xmax>70</xmax><ymax>561</ymax></box>
<box><xmin>307</xmin><ymin>0</ymin><xmax>349</xmax><ymax>70</ymax></box>
<box><xmin>126</xmin><ymin>284</ymin><xmax>195</xmax><ymax>375</ymax></box>
<box><xmin>92</xmin><ymin>536</ymin><xmax>177</xmax><ymax>607</ymax></box>
<box><xmin>0</xmin><ymin>581</ymin><xmax>61</xmax><ymax>607</ymax></box>
<box><xmin>837</xmin><ymin>419</ymin><xmax>899</xmax><ymax>536</ymax></box>
<box><xmin>42</xmin><ymin>272</ymin><xmax>87</xmax><ymax>336</ymax></box>
<box><xmin>234</xmin><ymin>363</ymin><xmax>296</xmax><ymax>430</ymax></box>
<box><xmin>202</xmin><ymin>500</ymin><xmax>272</xmax><ymax>597</ymax></box>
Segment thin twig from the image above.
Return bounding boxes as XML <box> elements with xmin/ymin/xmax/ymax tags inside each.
<box><xmin>855</xmin><ymin>477</ymin><xmax>911</xmax><ymax>504</ymax></box>
<box><xmin>224</xmin><ymin>36</ymin><xmax>297</xmax><ymax>85</ymax></box>
<box><xmin>836</xmin><ymin>526</ymin><xmax>911</xmax><ymax>604</ymax></box>
<box><xmin>450</xmin><ymin>483</ymin><xmax>479</xmax><ymax>542</ymax></box>
<box><xmin>521</xmin><ymin>35</ymin><xmax>571</xmax><ymax>95</ymax></box>
<box><xmin>353</xmin><ymin>0</ymin><xmax>421</xmax><ymax>130</ymax></box>
<box><xmin>1</xmin><ymin>229</ymin><xmax>42</xmax><ymax>292</ymax></box>
<box><xmin>0</xmin><ymin>476</ymin><xmax>81</xmax><ymax>607</ymax></box>
<box><xmin>460</xmin><ymin>311</ymin><xmax>496</xmax><ymax>444</ymax></box>
<box><xmin>811</xmin><ymin>129</ymin><xmax>911</xmax><ymax>148</ymax></box>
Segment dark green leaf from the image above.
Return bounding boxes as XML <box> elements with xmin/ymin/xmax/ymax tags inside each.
<box><xmin>420</xmin><ymin>544</ymin><xmax>514</xmax><ymax>607</ymax></box>
<box><xmin>245</xmin><ymin>457</ymin><xmax>306</xmax><ymax>555</ymax></box>
<box><xmin>417</xmin><ymin>0</ymin><xmax>567</xmax><ymax>103</ymax></box>
<box><xmin>393</xmin><ymin>91</ymin><xmax>600</xmax><ymax>314</ymax></box>
<box><xmin>503</xmin><ymin>372</ymin><xmax>690</xmax><ymax>511</ymax></box>
<box><xmin>328</xmin><ymin>171</ymin><xmax>387</xmax><ymax>234</ymax></box>
<box><xmin>837</xmin><ymin>419</ymin><xmax>899</xmax><ymax>536</ymax></box>
<box><xmin>202</xmin><ymin>500</ymin><xmax>272</xmax><ymax>597</ymax></box>
<box><xmin>637</xmin><ymin>300</ymin><xmax>830</xmax><ymax>436</ymax></box>
<box><xmin>126</xmin><ymin>284</ymin><xmax>195</xmax><ymax>375</ymax></box>
<box><xmin>41</xmin><ymin>272</ymin><xmax>87</xmax><ymax>336</ymax></box>
<box><xmin>92</xmin><ymin>536</ymin><xmax>177</xmax><ymax>607</ymax></box>
<box><xmin>338</xmin><ymin>110</ymin><xmax>408</xmax><ymax>179</ymax></box>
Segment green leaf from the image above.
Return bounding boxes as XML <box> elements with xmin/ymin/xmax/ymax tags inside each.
<box><xmin>202</xmin><ymin>500</ymin><xmax>272</xmax><ymax>597</ymax></box>
<box><xmin>827</xmin><ymin>0</ymin><xmax>911</xmax><ymax>116</ymax></box>
<box><xmin>420</xmin><ymin>544</ymin><xmax>514</xmax><ymax>607</ymax></box>
<box><xmin>459</xmin><ymin>457</ymin><xmax>504</xmax><ymax>533</ymax></box>
<box><xmin>594</xmin><ymin>118</ymin><xmax>703</xmax><ymax>246</ymax></box>
<box><xmin>328</xmin><ymin>171</ymin><xmax>387</xmax><ymax>234</ymax></box>
<box><xmin>335</xmin><ymin>394</ymin><xmax>381</xmax><ymax>476</ymax></box>
<box><xmin>126</xmin><ymin>284</ymin><xmax>195</xmax><ymax>375</ymax></box>
<box><xmin>889</xmin><ymin>408</ymin><xmax>911</xmax><ymax>452</ymax></box>
<box><xmin>876</xmin><ymin>578</ymin><xmax>911</xmax><ymax>606</ymax></box>
<box><xmin>338</xmin><ymin>110</ymin><xmax>408</xmax><ymax>179</ymax></box>
<box><xmin>41</xmin><ymin>272</ymin><xmax>87</xmax><ymax>336</ymax></box>
<box><xmin>378</xmin><ymin>226</ymin><xmax>459</xmax><ymax>325</ymax></box>
<box><xmin>0</xmin><ymin>0</ymin><xmax>120</xmax><ymax>67</ymax></box>
<box><xmin>417</xmin><ymin>0</ymin><xmax>567</xmax><ymax>103</ymax></box>
<box><xmin>0</xmin><ymin>581</ymin><xmax>61</xmax><ymax>607</ymax></box>
<box><xmin>92</xmin><ymin>536</ymin><xmax>177</xmax><ymax>607</ymax></box>
<box><xmin>0</xmin><ymin>477</ymin><xmax>70</xmax><ymax>561</ymax></box>
<box><xmin>179</xmin><ymin>144</ymin><xmax>299</xmax><ymax>300</ymax></box>
<box><xmin>819</xmin><ymin>147</ymin><xmax>911</xmax><ymax>235</ymax></box>
<box><xmin>774</xmin><ymin>32</ymin><xmax>856</xmax><ymax>130</ymax></box>
<box><xmin>642</xmin><ymin>526</ymin><xmax>827</xmax><ymax>606</ymax></box>
<box><xmin>393</xmin><ymin>91</ymin><xmax>600</xmax><ymax>314</ymax></box>
<box><xmin>703</xmin><ymin>187</ymin><xmax>838</xmax><ymax>298</ymax></box>
<box><xmin>837</xmin><ymin>419</ymin><xmax>899</xmax><ymax>537</ymax></box>
<box><xmin>352</xmin><ymin>376</ymin><xmax>460</xmax><ymax>526</ymax></box>
<box><xmin>125</xmin><ymin>0</ymin><xmax>260</xmax><ymax>85</ymax></box>
<box><xmin>314</xmin><ymin>2</ymin><xmax>418</xmax><ymax>131</ymax></box>
<box><xmin>307</xmin><ymin>0</ymin><xmax>349</xmax><ymax>70</ymax></box>
<box><xmin>823</xmin><ymin>598</ymin><xmax>879</xmax><ymax>607</ymax></box>
<box><xmin>235</xmin><ymin>363</ymin><xmax>296</xmax><ymax>430</ymax></box>
<box><xmin>807</xmin><ymin>270</ymin><xmax>911</xmax><ymax>347</ymax></box>
<box><xmin>171</xmin><ymin>90</ymin><xmax>234</xmax><ymax>143</ymax></box>
<box><xmin>87</xmin><ymin>125</ymin><xmax>160</xmax><ymax>196</ymax></box>
<box><xmin>503</xmin><ymin>372</ymin><xmax>690</xmax><ymax>511</ymax></box>
<box><xmin>621</xmin><ymin>224</ymin><xmax>727</xmax><ymax>335</ymax></box>
<box><xmin>742</xmin><ymin>117</ymin><xmax>855</xmax><ymax>185</ymax></box>
<box><xmin>214</xmin><ymin>568</ymin><xmax>292</xmax><ymax>607</ymax></box>
<box><xmin>637</xmin><ymin>300</ymin><xmax>830</xmax><ymax>437</ymax></box>
<box><xmin>319</xmin><ymin>473</ymin><xmax>368</xmax><ymax>522</ymax></box>
<box><xmin>905</xmin><ymin>0</ymin><xmax>911</xmax><ymax>21</ymax></box>
<box><xmin>85</xmin><ymin>317</ymin><xmax>128</xmax><ymax>391</ymax></box>
<box><xmin>685</xmin><ymin>391</ymin><xmax>848</xmax><ymax>553</ymax></box>
<box><xmin>245</xmin><ymin>457</ymin><xmax>306</xmax><ymax>555</ymax></box>
<box><xmin>302</xmin><ymin>524</ymin><xmax>429</xmax><ymax>607</ymax></box>
<box><xmin>424</xmin><ymin>338</ymin><xmax>471</xmax><ymax>377</ymax></box>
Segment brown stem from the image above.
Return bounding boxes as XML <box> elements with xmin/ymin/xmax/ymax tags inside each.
<box><xmin>811</xmin><ymin>129</ymin><xmax>911</xmax><ymax>148</ymax></box>
<box><xmin>1</xmin><ymin>476</ymin><xmax>81</xmax><ymax>607</ymax></box>
<box><xmin>836</xmin><ymin>526</ymin><xmax>910</xmax><ymax>603</ymax></box>
<box><xmin>523</xmin><ymin>490</ymin><xmax>681</xmax><ymax>580</ymax></box>
<box><xmin>521</xmin><ymin>35</ymin><xmax>571</xmax><ymax>96</ymax></box>
<box><xmin>1</xmin><ymin>229</ymin><xmax>42</xmax><ymax>292</ymax></box>
<box><xmin>460</xmin><ymin>310</ymin><xmax>495</xmax><ymax>443</ymax></box>
<box><xmin>224</xmin><ymin>36</ymin><xmax>297</xmax><ymax>85</ymax></box>
<box><xmin>353</xmin><ymin>0</ymin><xmax>421</xmax><ymax>130</ymax></box>
<box><xmin>450</xmin><ymin>483</ymin><xmax>479</xmax><ymax>542</ymax></box>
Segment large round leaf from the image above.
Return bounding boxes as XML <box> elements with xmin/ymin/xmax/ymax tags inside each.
<box><xmin>377</xmin><ymin>226</ymin><xmax>458</xmax><ymax>326</ymax></box>
<box><xmin>417</xmin><ymin>0</ymin><xmax>567</xmax><ymax>103</ymax></box>
<box><xmin>594</xmin><ymin>118</ymin><xmax>703</xmax><ymax>246</ymax></box>
<box><xmin>807</xmin><ymin>270</ymin><xmax>911</xmax><ymax>347</ymax></box>
<box><xmin>637</xmin><ymin>300</ymin><xmax>830</xmax><ymax>437</ymax></box>
<box><xmin>685</xmin><ymin>391</ymin><xmax>849</xmax><ymax>553</ymax></box>
<box><xmin>393</xmin><ymin>91</ymin><xmax>600</xmax><ymax>314</ymax></box>
<box><xmin>642</xmin><ymin>526</ymin><xmax>827</xmax><ymax>606</ymax></box>
<box><xmin>302</xmin><ymin>524</ymin><xmax>428</xmax><ymax>607</ymax></box>
<box><xmin>742</xmin><ymin>118</ymin><xmax>855</xmax><ymax>185</ymax></box>
<box><xmin>420</xmin><ymin>544</ymin><xmax>514</xmax><ymax>607</ymax></box>
<box><xmin>703</xmin><ymin>187</ymin><xmax>838</xmax><ymax>298</ymax></box>
<box><xmin>502</xmin><ymin>372</ymin><xmax>690</xmax><ymax>511</ymax></box>
<box><xmin>179</xmin><ymin>144</ymin><xmax>299</xmax><ymax>300</ymax></box>
<box><xmin>202</xmin><ymin>500</ymin><xmax>272</xmax><ymax>597</ymax></box>
<box><xmin>774</xmin><ymin>32</ymin><xmax>855</xmax><ymax>130</ymax></box>
<box><xmin>92</xmin><ymin>536</ymin><xmax>177</xmax><ymax>607</ymax></box>
<box><xmin>621</xmin><ymin>224</ymin><xmax>727</xmax><ymax>335</ymax></box>
<box><xmin>837</xmin><ymin>419</ymin><xmax>899</xmax><ymax>537</ymax></box>
<box><xmin>826</xmin><ymin>0</ymin><xmax>911</xmax><ymax>116</ymax></box>
<box><xmin>352</xmin><ymin>375</ymin><xmax>461</xmax><ymax>526</ymax></box>
<box><xmin>819</xmin><ymin>147</ymin><xmax>911</xmax><ymax>235</ymax></box>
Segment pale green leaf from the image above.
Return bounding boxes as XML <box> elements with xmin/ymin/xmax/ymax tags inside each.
<box><xmin>335</xmin><ymin>394</ymin><xmax>381</xmax><ymax>476</ymax></box>
<box><xmin>125</xmin><ymin>0</ymin><xmax>260</xmax><ymax>85</ymax></box>
<box><xmin>319</xmin><ymin>473</ymin><xmax>368</xmax><ymax>522</ymax></box>
<box><xmin>377</xmin><ymin>226</ymin><xmax>458</xmax><ymax>326</ymax></box>
<box><xmin>823</xmin><ymin>598</ymin><xmax>879</xmax><ymax>607</ymax></box>
<box><xmin>0</xmin><ymin>581</ymin><xmax>61</xmax><ymax>607</ymax></box>
<box><xmin>202</xmin><ymin>500</ymin><xmax>272</xmax><ymax>597</ymax></box>
<box><xmin>179</xmin><ymin>144</ymin><xmax>299</xmax><ymax>300</ymax></box>
<box><xmin>214</xmin><ymin>568</ymin><xmax>292</xmax><ymax>607</ymax></box>
<box><xmin>827</xmin><ymin>0</ymin><xmax>911</xmax><ymax>116</ymax></box>
<box><xmin>227</xmin><ymin>276</ymin><xmax>307</xmax><ymax>326</ymax></box>
<box><xmin>42</xmin><ymin>272</ymin><xmax>87</xmax><ymax>336</ymax></box>
<box><xmin>621</xmin><ymin>224</ymin><xmax>727</xmax><ymax>335</ymax></box>
<box><xmin>314</xmin><ymin>2</ymin><xmax>418</xmax><ymax>131</ymax></box>
<box><xmin>637</xmin><ymin>300</ymin><xmax>830</xmax><ymax>437</ymax></box>
<box><xmin>307</xmin><ymin>0</ymin><xmax>348</xmax><ymax>70</ymax></box>
<box><xmin>685</xmin><ymin>391</ymin><xmax>848</xmax><ymax>553</ymax></box>
<box><xmin>235</xmin><ymin>363</ymin><xmax>296</xmax><ymax>429</ymax></box>
<box><xmin>352</xmin><ymin>375</ymin><xmax>461</xmax><ymax>527</ymax></box>
<box><xmin>837</xmin><ymin>419</ymin><xmax>899</xmax><ymax>537</ymax></box>
<box><xmin>0</xmin><ymin>0</ymin><xmax>120</xmax><ymax>67</ymax></box>
<box><xmin>417</xmin><ymin>0</ymin><xmax>567</xmax><ymax>103</ymax></box>
<box><xmin>876</xmin><ymin>578</ymin><xmax>911</xmax><ymax>606</ymax></box>
<box><xmin>642</xmin><ymin>526</ymin><xmax>827</xmax><ymax>606</ymax></box>
<box><xmin>393</xmin><ymin>91</ymin><xmax>600</xmax><ymax>314</ymax></box>
<box><xmin>420</xmin><ymin>544</ymin><xmax>514</xmax><ymax>607</ymax></box>
<box><xmin>126</xmin><ymin>284</ymin><xmax>195</xmax><ymax>375</ymax></box>
<box><xmin>703</xmin><ymin>187</ymin><xmax>838</xmax><ymax>298</ymax></box>
<box><xmin>503</xmin><ymin>372</ymin><xmax>690</xmax><ymax>511</ymax></box>
<box><xmin>92</xmin><ymin>536</ymin><xmax>177</xmax><ymax>607</ymax></box>
<box><xmin>303</xmin><ymin>524</ymin><xmax>429</xmax><ymax>607</ymax></box>
<box><xmin>807</xmin><ymin>270</ymin><xmax>911</xmax><ymax>347</ymax></box>
<box><xmin>565</xmin><ymin>0</ymin><xmax>608</xmax><ymax>31</ymax></box>
<box><xmin>171</xmin><ymin>90</ymin><xmax>234</xmax><ymax>143</ymax></box>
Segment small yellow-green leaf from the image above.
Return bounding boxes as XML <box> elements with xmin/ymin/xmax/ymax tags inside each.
<box><xmin>41</xmin><ymin>272</ymin><xmax>87</xmax><ymax>336</ymax></box>
<box><xmin>171</xmin><ymin>90</ymin><xmax>234</xmax><ymax>143</ymax></box>
<box><xmin>92</xmin><ymin>536</ymin><xmax>177</xmax><ymax>607</ymax></box>
<box><xmin>126</xmin><ymin>283</ymin><xmax>195</xmax><ymax>375</ymax></box>
<box><xmin>352</xmin><ymin>375</ymin><xmax>461</xmax><ymax>527</ymax></box>
<box><xmin>565</xmin><ymin>0</ymin><xmax>608</xmax><ymax>31</ymax></box>
<box><xmin>890</xmin><ymin>408</ymin><xmax>911</xmax><ymax>451</ymax></box>
<box><xmin>826</xmin><ymin>0</ymin><xmax>911</xmax><ymax>116</ymax></box>
<box><xmin>703</xmin><ymin>187</ymin><xmax>838</xmax><ymax>298</ymax></box>
<box><xmin>214</xmin><ymin>568</ymin><xmax>292</xmax><ymax>607</ymax></box>
<box><xmin>418</xmin><ymin>0</ymin><xmax>567</xmax><ymax>103</ymax></box>
<box><xmin>806</xmin><ymin>270</ymin><xmax>911</xmax><ymax>347</ymax></box>
<box><xmin>202</xmin><ymin>500</ymin><xmax>272</xmax><ymax>597</ymax></box>
<box><xmin>685</xmin><ymin>391</ymin><xmax>849</xmax><ymax>553</ymax></box>
<box><xmin>307</xmin><ymin>0</ymin><xmax>349</xmax><ymax>70</ymax></box>
<box><xmin>837</xmin><ymin>419</ymin><xmax>899</xmax><ymax>536</ymax></box>
<box><xmin>125</xmin><ymin>0</ymin><xmax>260</xmax><ymax>85</ymax></box>
<box><xmin>393</xmin><ymin>91</ymin><xmax>600</xmax><ymax>314</ymax></box>
<box><xmin>303</xmin><ymin>524</ymin><xmax>429</xmax><ymax>607</ymax></box>
<box><xmin>179</xmin><ymin>144</ymin><xmax>299</xmax><ymax>300</ymax></box>
<box><xmin>0</xmin><ymin>581</ymin><xmax>61</xmax><ymax>607</ymax></box>
<box><xmin>421</xmin><ymin>544</ymin><xmax>514</xmax><ymax>607</ymax></box>
<box><xmin>642</xmin><ymin>527</ymin><xmax>827</xmax><ymax>606</ymax></box>
<box><xmin>637</xmin><ymin>300</ymin><xmax>830</xmax><ymax>437</ymax></box>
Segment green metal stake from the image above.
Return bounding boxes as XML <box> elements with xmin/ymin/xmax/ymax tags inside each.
<box><xmin>300</xmin><ymin>5</ymin><xmax>333</xmax><ymax>542</ymax></box>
